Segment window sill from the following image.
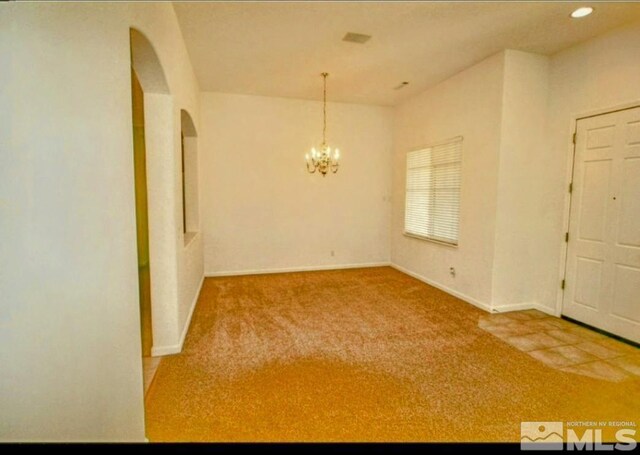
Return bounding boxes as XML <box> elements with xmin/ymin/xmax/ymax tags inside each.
<box><xmin>403</xmin><ymin>232</ymin><xmax>458</xmax><ymax>248</ymax></box>
<box><xmin>184</xmin><ymin>231</ymin><xmax>198</xmax><ymax>248</ymax></box>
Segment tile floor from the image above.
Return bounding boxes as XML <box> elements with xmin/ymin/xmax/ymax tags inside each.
<box><xmin>478</xmin><ymin>310</ymin><xmax>640</xmax><ymax>382</ymax></box>
<box><xmin>143</xmin><ymin>356</ymin><xmax>162</xmax><ymax>396</ymax></box>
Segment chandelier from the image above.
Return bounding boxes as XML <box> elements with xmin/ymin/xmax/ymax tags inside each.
<box><xmin>305</xmin><ymin>72</ymin><xmax>340</xmax><ymax>176</ymax></box>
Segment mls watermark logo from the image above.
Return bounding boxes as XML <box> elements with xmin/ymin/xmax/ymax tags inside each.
<box><xmin>521</xmin><ymin>422</ymin><xmax>564</xmax><ymax>450</ymax></box>
<box><xmin>521</xmin><ymin>421</ymin><xmax>637</xmax><ymax>451</ymax></box>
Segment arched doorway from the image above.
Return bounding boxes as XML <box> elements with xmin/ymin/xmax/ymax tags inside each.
<box><xmin>129</xmin><ymin>28</ymin><xmax>175</xmax><ymax>396</ymax></box>
<box><xmin>131</xmin><ymin>67</ymin><xmax>153</xmax><ymax>356</ymax></box>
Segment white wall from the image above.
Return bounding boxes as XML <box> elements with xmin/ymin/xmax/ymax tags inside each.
<box><xmin>0</xmin><ymin>2</ymin><xmax>202</xmax><ymax>441</ymax></box>
<box><xmin>391</xmin><ymin>53</ymin><xmax>505</xmax><ymax>308</ymax></box>
<box><xmin>491</xmin><ymin>50</ymin><xmax>550</xmax><ymax>310</ymax></box>
<box><xmin>540</xmin><ymin>20</ymin><xmax>640</xmax><ymax>314</ymax></box>
<box><xmin>200</xmin><ymin>93</ymin><xmax>393</xmax><ymax>275</ymax></box>
<box><xmin>178</xmin><ymin>130</ymin><xmax>203</xmax><ymax>349</ymax></box>
<box><xmin>143</xmin><ymin>94</ymin><xmax>180</xmax><ymax>350</ymax></box>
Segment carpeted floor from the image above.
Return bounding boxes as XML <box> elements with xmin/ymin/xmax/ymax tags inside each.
<box><xmin>145</xmin><ymin>267</ymin><xmax>640</xmax><ymax>442</ymax></box>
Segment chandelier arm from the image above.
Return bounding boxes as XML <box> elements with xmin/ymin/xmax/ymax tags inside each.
<box><xmin>306</xmin><ymin>161</ymin><xmax>316</xmax><ymax>173</ymax></box>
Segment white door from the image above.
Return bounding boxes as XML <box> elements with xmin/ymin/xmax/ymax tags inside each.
<box><xmin>563</xmin><ymin>106</ymin><xmax>640</xmax><ymax>344</ymax></box>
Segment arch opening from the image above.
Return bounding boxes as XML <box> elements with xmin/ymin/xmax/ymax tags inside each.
<box><xmin>180</xmin><ymin>109</ymin><xmax>199</xmax><ymax>238</ymax></box>
<box><xmin>130</xmin><ymin>28</ymin><xmax>170</xmax><ymax>95</ymax></box>
<box><xmin>130</xmin><ymin>28</ymin><xmax>176</xmax><ymax>386</ymax></box>
<box><xmin>181</xmin><ymin>109</ymin><xmax>198</xmax><ymax>138</ymax></box>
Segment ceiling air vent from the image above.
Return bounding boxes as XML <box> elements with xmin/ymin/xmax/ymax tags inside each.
<box><xmin>342</xmin><ymin>32</ymin><xmax>371</xmax><ymax>44</ymax></box>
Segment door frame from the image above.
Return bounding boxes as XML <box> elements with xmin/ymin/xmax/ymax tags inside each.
<box><xmin>556</xmin><ymin>100</ymin><xmax>640</xmax><ymax>317</ymax></box>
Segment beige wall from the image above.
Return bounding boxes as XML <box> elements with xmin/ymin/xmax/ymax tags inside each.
<box><xmin>391</xmin><ymin>53</ymin><xmax>505</xmax><ymax>309</ymax></box>
<box><xmin>0</xmin><ymin>3</ymin><xmax>202</xmax><ymax>441</ymax></box>
<box><xmin>200</xmin><ymin>93</ymin><xmax>393</xmax><ymax>275</ymax></box>
<box><xmin>391</xmin><ymin>21</ymin><xmax>640</xmax><ymax>314</ymax></box>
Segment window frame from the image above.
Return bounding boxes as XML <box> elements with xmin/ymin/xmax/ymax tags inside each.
<box><xmin>403</xmin><ymin>136</ymin><xmax>463</xmax><ymax>247</ymax></box>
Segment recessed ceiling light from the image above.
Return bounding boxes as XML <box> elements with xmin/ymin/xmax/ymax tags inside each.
<box><xmin>571</xmin><ymin>7</ymin><xmax>594</xmax><ymax>18</ymax></box>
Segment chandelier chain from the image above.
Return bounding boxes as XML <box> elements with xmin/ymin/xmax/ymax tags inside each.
<box><xmin>322</xmin><ymin>72</ymin><xmax>328</xmax><ymax>145</ymax></box>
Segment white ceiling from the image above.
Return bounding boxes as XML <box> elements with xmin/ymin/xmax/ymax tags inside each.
<box><xmin>173</xmin><ymin>2</ymin><xmax>640</xmax><ymax>106</ymax></box>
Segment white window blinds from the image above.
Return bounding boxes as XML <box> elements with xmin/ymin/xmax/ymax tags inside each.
<box><xmin>404</xmin><ymin>137</ymin><xmax>462</xmax><ymax>245</ymax></box>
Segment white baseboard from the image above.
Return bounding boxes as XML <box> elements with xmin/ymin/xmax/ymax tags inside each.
<box><xmin>205</xmin><ymin>261</ymin><xmax>391</xmax><ymax>278</ymax></box>
<box><xmin>151</xmin><ymin>274</ymin><xmax>204</xmax><ymax>357</ymax></box>
<box><xmin>151</xmin><ymin>345</ymin><xmax>179</xmax><ymax>357</ymax></box>
<box><xmin>389</xmin><ymin>263</ymin><xmax>491</xmax><ymax>312</ymax></box>
<box><xmin>491</xmin><ymin>302</ymin><xmax>556</xmax><ymax>316</ymax></box>
<box><xmin>491</xmin><ymin>302</ymin><xmax>535</xmax><ymax>313</ymax></box>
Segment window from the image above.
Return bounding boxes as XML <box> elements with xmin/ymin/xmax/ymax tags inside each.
<box><xmin>404</xmin><ymin>137</ymin><xmax>462</xmax><ymax>245</ymax></box>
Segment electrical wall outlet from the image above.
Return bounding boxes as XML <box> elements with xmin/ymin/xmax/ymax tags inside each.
<box><xmin>449</xmin><ymin>266</ymin><xmax>456</xmax><ymax>277</ymax></box>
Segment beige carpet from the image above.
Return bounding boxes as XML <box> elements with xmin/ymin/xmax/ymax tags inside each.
<box><xmin>145</xmin><ymin>267</ymin><xmax>640</xmax><ymax>442</ymax></box>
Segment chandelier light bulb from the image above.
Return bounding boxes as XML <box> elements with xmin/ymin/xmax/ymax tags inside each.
<box><xmin>335</xmin><ymin>149</ymin><xmax>340</xmax><ymax>159</ymax></box>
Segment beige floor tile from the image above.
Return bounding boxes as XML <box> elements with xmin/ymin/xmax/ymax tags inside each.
<box><xmin>143</xmin><ymin>356</ymin><xmax>162</xmax><ymax>395</ymax></box>
<box><xmin>505</xmin><ymin>332</ymin><xmax>568</xmax><ymax>352</ymax></box>
<box><xmin>478</xmin><ymin>317</ymin><xmax>501</xmax><ymax>329</ymax></box>
<box><xmin>504</xmin><ymin>311</ymin><xmax>540</xmax><ymax>322</ymax></box>
<box><xmin>540</xmin><ymin>317</ymin><xmax>577</xmax><ymax>330</ymax></box>
<box><xmin>522</xmin><ymin>319</ymin><xmax>566</xmax><ymax>332</ymax></box>
<box><xmin>520</xmin><ymin>309</ymin><xmax>549</xmax><ymax>319</ymax></box>
<box><xmin>562</xmin><ymin>361</ymin><xmax>630</xmax><ymax>383</ymax></box>
<box><xmin>608</xmin><ymin>355</ymin><xmax>640</xmax><ymax>377</ymax></box>
<box><xmin>529</xmin><ymin>349</ymin><xmax>576</xmax><ymax>368</ymax></box>
<box><xmin>575</xmin><ymin>341</ymin><xmax>623</xmax><ymax>360</ymax></box>
<box><xmin>480</xmin><ymin>314</ymin><xmax>518</xmax><ymax>326</ymax></box>
<box><xmin>546</xmin><ymin>329</ymin><xmax>585</xmax><ymax>345</ymax></box>
<box><xmin>565</xmin><ymin>326</ymin><xmax>608</xmax><ymax>342</ymax></box>
<box><xmin>549</xmin><ymin>345</ymin><xmax>599</xmax><ymax>364</ymax></box>
<box><xmin>593</xmin><ymin>338</ymin><xmax>639</xmax><ymax>356</ymax></box>
<box><xmin>529</xmin><ymin>345</ymin><xmax>599</xmax><ymax>369</ymax></box>
<box><xmin>482</xmin><ymin>322</ymin><xmax>539</xmax><ymax>338</ymax></box>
